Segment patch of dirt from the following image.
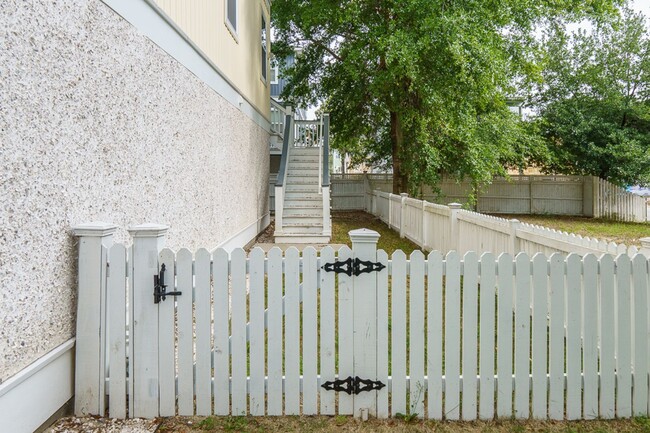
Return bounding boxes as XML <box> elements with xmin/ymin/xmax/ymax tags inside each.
<box><xmin>46</xmin><ymin>416</ymin><xmax>159</xmax><ymax>433</ymax></box>
<box><xmin>253</xmin><ymin>219</ymin><xmax>275</xmax><ymax>245</ymax></box>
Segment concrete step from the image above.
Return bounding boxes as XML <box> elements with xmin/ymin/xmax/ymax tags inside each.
<box><xmin>281</xmin><ymin>224</ymin><xmax>324</xmax><ymax>233</ymax></box>
<box><xmin>287</xmin><ymin>172</ymin><xmax>320</xmax><ymax>179</ymax></box>
<box><xmin>284</xmin><ymin>201</ymin><xmax>322</xmax><ymax>208</ymax></box>
<box><xmin>287</xmin><ymin>162</ymin><xmax>319</xmax><ymax>169</ymax></box>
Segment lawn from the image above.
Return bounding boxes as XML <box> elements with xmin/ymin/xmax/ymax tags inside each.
<box><xmin>156</xmin><ymin>414</ymin><xmax>650</xmax><ymax>432</ymax></box>
<box><xmin>331</xmin><ymin>211</ymin><xmax>419</xmax><ymax>255</ymax></box>
<box><xmin>495</xmin><ymin>214</ymin><xmax>650</xmax><ymax>246</ymax></box>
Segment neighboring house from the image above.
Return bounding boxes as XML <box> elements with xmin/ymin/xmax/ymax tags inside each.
<box><xmin>0</xmin><ymin>1</ymin><xmax>271</xmax><ymax>431</ymax></box>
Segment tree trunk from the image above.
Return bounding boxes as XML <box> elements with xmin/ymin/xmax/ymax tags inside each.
<box><xmin>390</xmin><ymin>111</ymin><xmax>408</xmax><ymax>194</ymax></box>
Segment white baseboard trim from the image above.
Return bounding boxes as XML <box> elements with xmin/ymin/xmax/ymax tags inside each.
<box><xmin>0</xmin><ymin>339</ymin><xmax>75</xmax><ymax>433</ymax></box>
<box><xmin>217</xmin><ymin>212</ymin><xmax>270</xmax><ymax>253</ymax></box>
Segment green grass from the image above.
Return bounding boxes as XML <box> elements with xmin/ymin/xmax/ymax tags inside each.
<box><xmin>331</xmin><ymin>211</ymin><xmax>420</xmax><ymax>255</ymax></box>
<box><xmin>154</xmin><ymin>415</ymin><xmax>650</xmax><ymax>432</ymax></box>
<box><xmin>494</xmin><ymin>214</ymin><xmax>650</xmax><ymax>246</ymax></box>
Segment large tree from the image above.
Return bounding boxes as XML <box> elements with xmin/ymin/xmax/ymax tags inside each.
<box><xmin>272</xmin><ymin>0</ymin><xmax>620</xmax><ymax>194</ymax></box>
<box><xmin>531</xmin><ymin>6</ymin><xmax>650</xmax><ymax>186</ymax></box>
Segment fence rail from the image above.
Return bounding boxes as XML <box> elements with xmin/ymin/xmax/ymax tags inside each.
<box><xmin>367</xmin><ymin>190</ymin><xmax>650</xmax><ymax>257</ymax></box>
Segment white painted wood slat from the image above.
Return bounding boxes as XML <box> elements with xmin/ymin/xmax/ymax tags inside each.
<box><xmin>632</xmin><ymin>254</ymin><xmax>649</xmax><ymax>416</ymax></box>
<box><xmin>409</xmin><ymin>250</ymin><xmax>426</xmax><ymax>418</ymax></box>
<box><xmin>582</xmin><ymin>254</ymin><xmax>599</xmax><ymax>419</ymax></box>
<box><xmin>338</xmin><ymin>246</ymin><xmax>354</xmax><ymax>415</ymax></box>
<box><xmin>599</xmin><ymin>254</ymin><xmax>616</xmax><ymax>418</ymax></box>
<box><xmin>462</xmin><ymin>252</ymin><xmax>478</xmax><ymax>420</ymax></box>
<box><xmin>497</xmin><ymin>253</ymin><xmax>513</xmax><ymax>418</ymax></box>
<box><xmin>531</xmin><ymin>253</ymin><xmax>548</xmax><ymax>419</ymax></box>
<box><xmin>548</xmin><ymin>253</ymin><xmax>565</xmax><ymax>420</ymax></box>
<box><xmin>514</xmin><ymin>253</ymin><xmax>531</xmax><ymax>419</ymax></box>
<box><xmin>445</xmin><ymin>251</ymin><xmax>461</xmax><ymax>420</ymax></box>
<box><xmin>249</xmin><ymin>248</ymin><xmax>266</xmax><ymax>416</ymax></box>
<box><xmin>157</xmin><ymin>248</ymin><xmax>175</xmax><ymax>417</ymax></box>
<box><xmin>213</xmin><ymin>248</ymin><xmax>230</xmax><ymax>415</ymax></box>
<box><xmin>565</xmin><ymin>253</ymin><xmax>582</xmax><ymax>420</ymax></box>
<box><xmin>376</xmin><ymin>249</ymin><xmax>390</xmax><ymax>418</ymax></box>
<box><xmin>195</xmin><ymin>249</ymin><xmax>212</xmax><ymax>416</ymax></box>
<box><xmin>284</xmin><ymin>247</ymin><xmax>301</xmax><ymax>415</ymax></box>
<box><xmin>617</xmin><ymin>254</ymin><xmax>632</xmax><ymax>418</ymax></box>
<box><xmin>302</xmin><ymin>247</ymin><xmax>318</xmax><ymax>415</ymax></box>
<box><xmin>176</xmin><ymin>248</ymin><xmax>194</xmax><ymax>416</ymax></box>
<box><xmin>266</xmin><ymin>248</ymin><xmax>284</xmax><ymax>415</ymax></box>
<box><xmin>319</xmin><ymin>246</ymin><xmax>336</xmax><ymax>415</ymax></box>
<box><xmin>108</xmin><ymin>244</ymin><xmax>127</xmax><ymax>419</ymax></box>
<box><xmin>478</xmin><ymin>252</ymin><xmax>496</xmax><ymax>420</ymax></box>
<box><xmin>231</xmin><ymin>248</ymin><xmax>248</xmax><ymax>416</ymax></box>
<box><xmin>391</xmin><ymin>250</ymin><xmax>407</xmax><ymax>416</ymax></box>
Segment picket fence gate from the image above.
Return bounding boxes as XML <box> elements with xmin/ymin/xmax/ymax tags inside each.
<box><xmin>73</xmin><ymin>223</ymin><xmax>650</xmax><ymax>421</ymax></box>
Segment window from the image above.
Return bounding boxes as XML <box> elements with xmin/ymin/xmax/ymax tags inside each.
<box><xmin>225</xmin><ymin>0</ymin><xmax>237</xmax><ymax>37</ymax></box>
<box><xmin>261</xmin><ymin>13</ymin><xmax>268</xmax><ymax>82</ymax></box>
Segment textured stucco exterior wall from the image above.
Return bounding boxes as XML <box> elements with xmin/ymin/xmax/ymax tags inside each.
<box><xmin>0</xmin><ymin>0</ymin><xmax>269</xmax><ymax>381</ymax></box>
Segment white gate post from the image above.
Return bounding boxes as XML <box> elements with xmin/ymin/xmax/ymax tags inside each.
<box><xmin>350</xmin><ymin>228</ymin><xmax>381</xmax><ymax>418</ymax></box>
<box><xmin>128</xmin><ymin>224</ymin><xmax>168</xmax><ymax>418</ymax></box>
<box><xmin>72</xmin><ymin>222</ymin><xmax>116</xmax><ymax>416</ymax></box>
<box><xmin>509</xmin><ymin>219</ymin><xmax>521</xmax><ymax>255</ymax></box>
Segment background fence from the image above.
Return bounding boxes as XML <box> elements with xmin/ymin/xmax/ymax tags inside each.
<box><xmin>368</xmin><ymin>190</ymin><xmax>650</xmax><ymax>257</ymax></box>
<box><xmin>325</xmin><ymin>174</ymin><xmax>648</xmax><ymax>222</ymax></box>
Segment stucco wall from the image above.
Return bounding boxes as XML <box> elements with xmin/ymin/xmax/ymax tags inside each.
<box><xmin>0</xmin><ymin>0</ymin><xmax>269</xmax><ymax>382</ymax></box>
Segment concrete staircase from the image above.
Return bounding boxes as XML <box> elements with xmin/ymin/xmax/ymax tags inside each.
<box><xmin>275</xmin><ymin>146</ymin><xmax>331</xmax><ymax>243</ymax></box>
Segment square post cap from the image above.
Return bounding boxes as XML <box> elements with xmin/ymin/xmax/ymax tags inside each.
<box><xmin>349</xmin><ymin>228</ymin><xmax>381</xmax><ymax>244</ymax></box>
<box><xmin>72</xmin><ymin>222</ymin><xmax>117</xmax><ymax>237</ymax></box>
<box><xmin>128</xmin><ymin>223</ymin><xmax>169</xmax><ymax>238</ymax></box>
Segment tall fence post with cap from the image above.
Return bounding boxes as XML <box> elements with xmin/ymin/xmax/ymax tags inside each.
<box><xmin>72</xmin><ymin>222</ymin><xmax>116</xmax><ymax>416</ymax></box>
<box><xmin>449</xmin><ymin>203</ymin><xmax>462</xmax><ymax>253</ymax></box>
<box><xmin>128</xmin><ymin>224</ymin><xmax>168</xmax><ymax>418</ymax></box>
<box><xmin>351</xmin><ymin>228</ymin><xmax>382</xmax><ymax>418</ymax></box>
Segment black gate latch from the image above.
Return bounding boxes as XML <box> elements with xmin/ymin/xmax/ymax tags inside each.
<box><xmin>321</xmin><ymin>376</ymin><xmax>386</xmax><ymax>395</ymax></box>
<box><xmin>322</xmin><ymin>257</ymin><xmax>385</xmax><ymax>276</ymax></box>
<box><xmin>153</xmin><ymin>263</ymin><xmax>182</xmax><ymax>304</ymax></box>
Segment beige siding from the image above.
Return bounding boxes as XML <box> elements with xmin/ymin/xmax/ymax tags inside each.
<box><xmin>155</xmin><ymin>0</ymin><xmax>270</xmax><ymax>119</ymax></box>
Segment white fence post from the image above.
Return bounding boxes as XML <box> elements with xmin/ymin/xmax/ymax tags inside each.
<box><xmin>350</xmin><ymin>228</ymin><xmax>381</xmax><ymax>418</ymax></box>
<box><xmin>449</xmin><ymin>203</ymin><xmax>462</xmax><ymax>252</ymax></box>
<box><xmin>509</xmin><ymin>219</ymin><xmax>521</xmax><ymax>255</ymax></box>
<box><xmin>128</xmin><ymin>224</ymin><xmax>168</xmax><ymax>418</ymax></box>
<box><xmin>400</xmin><ymin>193</ymin><xmax>408</xmax><ymax>238</ymax></box>
<box><xmin>72</xmin><ymin>222</ymin><xmax>117</xmax><ymax>416</ymax></box>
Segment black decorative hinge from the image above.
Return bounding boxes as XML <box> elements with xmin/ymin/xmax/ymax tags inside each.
<box><xmin>321</xmin><ymin>376</ymin><xmax>386</xmax><ymax>395</ymax></box>
<box><xmin>322</xmin><ymin>258</ymin><xmax>386</xmax><ymax>276</ymax></box>
<box><xmin>153</xmin><ymin>263</ymin><xmax>182</xmax><ymax>304</ymax></box>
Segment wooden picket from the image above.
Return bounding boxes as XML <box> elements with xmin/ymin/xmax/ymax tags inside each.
<box><xmin>85</xmin><ymin>229</ymin><xmax>650</xmax><ymax>421</ymax></box>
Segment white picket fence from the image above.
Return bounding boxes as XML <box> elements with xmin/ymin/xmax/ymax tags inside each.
<box><xmin>74</xmin><ymin>223</ymin><xmax>650</xmax><ymax>421</ymax></box>
<box><xmin>369</xmin><ymin>190</ymin><xmax>650</xmax><ymax>258</ymax></box>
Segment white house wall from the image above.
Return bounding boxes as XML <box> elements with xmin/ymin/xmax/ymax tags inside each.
<box><xmin>0</xmin><ymin>0</ymin><xmax>269</xmax><ymax>383</ymax></box>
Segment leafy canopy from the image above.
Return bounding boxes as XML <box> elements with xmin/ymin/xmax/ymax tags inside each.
<box><xmin>272</xmin><ymin>0</ymin><xmax>620</xmax><ymax>193</ymax></box>
<box><xmin>531</xmin><ymin>6</ymin><xmax>650</xmax><ymax>186</ymax></box>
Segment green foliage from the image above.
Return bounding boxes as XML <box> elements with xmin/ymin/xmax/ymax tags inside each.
<box><xmin>531</xmin><ymin>6</ymin><xmax>650</xmax><ymax>186</ymax></box>
<box><xmin>272</xmin><ymin>0</ymin><xmax>619</xmax><ymax>193</ymax></box>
